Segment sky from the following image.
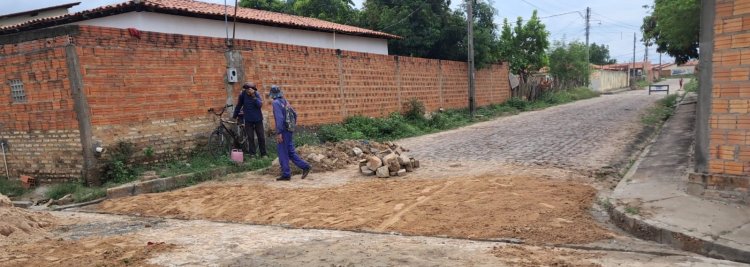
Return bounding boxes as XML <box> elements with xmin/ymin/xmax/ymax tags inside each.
<box><xmin>0</xmin><ymin>0</ymin><xmax>668</xmax><ymax>64</ymax></box>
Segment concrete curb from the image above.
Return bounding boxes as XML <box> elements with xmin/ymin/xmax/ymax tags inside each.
<box><xmin>607</xmin><ymin>205</ymin><xmax>750</xmax><ymax>263</ymax></box>
<box><xmin>51</xmin><ymin>197</ymin><xmax>107</xmax><ymax>211</ymax></box>
<box><xmin>606</xmin><ymin>92</ymin><xmax>750</xmax><ymax>263</ymax></box>
<box><xmin>600</xmin><ymin>87</ymin><xmax>633</xmax><ymax>95</ymax></box>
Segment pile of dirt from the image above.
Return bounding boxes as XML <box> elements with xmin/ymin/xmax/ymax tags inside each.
<box><xmin>0</xmin><ymin>193</ymin><xmax>57</xmax><ymax>245</ymax></box>
<box><xmin>491</xmin><ymin>245</ymin><xmax>602</xmax><ymax>267</ymax></box>
<box><xmin>268</xmin><ymin>140</ymin><xmax>404</xmax><ymax>173</ymax></box>
<box><xmin>97</xmin><ymin>175</ymin><xmax>612</xmax><ymax>244</ymax></box>
<box><xmin>0</xmin><ymin>235</ymin><xmax>175</xmax><ymax>266</ymax></box>
<box><xmin>0</xmin><ymin>193</ymin><xmax>11</xmax><ymax>207</ymax></box>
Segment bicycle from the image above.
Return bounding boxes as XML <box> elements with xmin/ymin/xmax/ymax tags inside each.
<box><xmin>206</xmin><ymin>104</ymin><xmax>249</xmax><ymax>157</ymax></box>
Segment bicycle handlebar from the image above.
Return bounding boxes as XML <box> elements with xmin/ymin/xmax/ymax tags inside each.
<box><xmin>208</xmin><ymin>104</ymin><xmax>234</xmax><ymax>116</ymax></box>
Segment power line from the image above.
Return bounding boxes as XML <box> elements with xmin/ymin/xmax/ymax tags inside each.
<box><xmin>540</xmin><ymin>10</ymin><xmax>584</xmax><ymax>19</ymax></box>
<box><xmin>591</xmin><ymin>12</ymin><xmax>640</xmax><ymax>30</ymax></box>
<box><xmin>519</xmin><ymin>0</ymin><xmax>551</xmax><ymax>14</ymax></box>
<box><xmin>379</xmin><ymin>3</ymin><xmax>425</xmax><ymax>31</ymax></box>
<box><xmin>592</xmin><ymin>11</ymin><xmax>639</xmax><ymax>28</ymax></box>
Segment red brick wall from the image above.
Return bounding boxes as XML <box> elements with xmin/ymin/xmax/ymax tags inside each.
<box><xmin>74</xmin><ymin>26</ymin><xmax>229</xmax><ymax>160</ymax></box>
<box><xmin>0</xmin><ymin>34</ymin><xmax>84</xmax><ymax>182</ymax></box>
<box><xmin>242</xmin><ymin>41</ymin><xmax>510</xmax><ymax>126</ymax></box>
<box><xmin>0</xmin><ymin>25</ymin><xmax>510</xmax><ymax>182</ymax></box>
<box><xmin>709</xmin><ymin>0</ymin><xmax>750</xmax><ymax>176</ymax></box>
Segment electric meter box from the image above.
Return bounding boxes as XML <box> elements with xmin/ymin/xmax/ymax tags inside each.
<box><xmin>227</xmin><ymin>68</ymin><xmax>238</xmax><ymax>83</ymax></box>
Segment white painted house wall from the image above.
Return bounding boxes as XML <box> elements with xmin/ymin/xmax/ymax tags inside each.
<box><xmin>590</xmin><ymin>69</ymin><xmax>628</xmax><ymax>92</ymax></box>
<box><xmin>665</xmin><ymin>65</ymin><xmax>696</xmax><ymax>76</ymax></box>
<box><xmin>70</xmin><ymin>12</ymin><xmax>389</xmax><ymax>54</ymax></box>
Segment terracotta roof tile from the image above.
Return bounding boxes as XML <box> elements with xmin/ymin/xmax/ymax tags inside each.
<box><xmin>0</xmin><ymin>0</ymin><xmax>400</xmax><ymax>39</ymax></box>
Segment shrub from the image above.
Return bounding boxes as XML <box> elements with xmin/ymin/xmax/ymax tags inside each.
<box><xmin>102</xmin><ymin>141</ymin><xmax>138</xmax><ymax>184</ymax></box>
<box><xmin>505</xmin><ymin>97</ymin><xmax>530</xmax><ymax>110</ymax></box>
<box><xmin>404</xmin><ymin>98</ymin><xmax>426</xmax><ymax>121</ymax></box>
<box><xmin>319</xmin><ymin>124</ymin><xmax>365</xmax><ymax>142</ymax></box>
<box><xmin>293</xmin><ymin>128</ymin><xmax>321</xmax><ymax>147</ymax></box>
<box><xmin>642</xmin><ymin>94</ymin><xmax>679</xmax><ymax>126</ymax></box>
<box><xmin>684</xmin><ymin>79</ymin><xmax>698</xmax><ymax>93</ymax></box>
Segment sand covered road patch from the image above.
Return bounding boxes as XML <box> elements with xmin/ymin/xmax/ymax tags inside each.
<box><xmin>491</xmin><ymin>245</ymin><xmax>602</xmax><ymax>267</ymax></box>
<box><xmin>97</xmin><ymin>175</ymin><xmax>612</xmax><ymax>244</ymax></box>
<box><xmin>0</xmin><ymin>235</ymin><xmax>174</xmax><ymax>267</ymax></box>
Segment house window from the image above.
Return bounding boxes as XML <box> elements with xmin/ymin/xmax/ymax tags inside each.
<box><xmin>9</xmin><ymin>80</ymin><xmax>26</xmax><ymax>103</ymax></box>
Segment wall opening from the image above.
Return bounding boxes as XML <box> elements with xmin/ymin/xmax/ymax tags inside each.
<box><xmin>8</xmin><ymin>79</ymin><xmax>26</xmax><ymax>103</ymax></box>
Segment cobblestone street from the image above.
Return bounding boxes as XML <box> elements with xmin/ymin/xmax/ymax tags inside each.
<box><xmin>402</xmin><ymin>90</ymin><xmax>665</xmax><ymax>172</ymax></box>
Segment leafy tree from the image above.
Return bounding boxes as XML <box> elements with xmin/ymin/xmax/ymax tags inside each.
<box><xmin>291</xmin><ymin>0</ymin><xmax>358</xmax><ymax>25</ymax></box>
<box><xmin>359</xmin><ymin>0</ymin><xmax>456</xmax><ymax>58</ymax></box>
<box><xmin>498</xmin><ymin>10</ymin><xmax>550</xmax><ymax>80</ymax></box>
<box><xmin>239</xmin><ymin>0</ymin><xmax>288</xmax><ymax>13</ymax></box>
<box><xmin>240</xmin><ymin>0</ymin><xmax>357</xmax><ymax>24</ymax></box>
<box><xmin>589</xmin><ymin>43</ymin><xmax>616</xmax><ymax>65</ymax></box>
<box><xmin>240</xmin><ymin>0</ymin><xmax>504</xmax><ymax>68</ymax></box>
<box><xmin>464</xmin><ymin>0</ymin><xmax>501</xmax><ymax>68</ymax></box>
<box><xmin>641</xmin><ymin>0</ymin><xmax>699</xmax><ymax>64</ymax></box>
<box><xmin>549</xmin><ymin>41</ymin><xmax>590</xmax><ymax>87</ymax></box>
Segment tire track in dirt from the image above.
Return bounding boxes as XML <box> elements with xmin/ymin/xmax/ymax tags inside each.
<box><xmin>95</xmin><ymin>175</ymin><xmax>612</xmax><ymax>244</ymax></box>
<box><xmin>375</xmin><ymin>181</ymin><xmax>455</xmax><ymax>231</ymax></box>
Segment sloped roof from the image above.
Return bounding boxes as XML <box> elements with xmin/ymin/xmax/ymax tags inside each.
<box><xmin>0</xmin><ymin>0</ymin><xmax>400</xmax><ymax>39</ymax></box>
<box><xmin>0</xmin><ymin>2</ymin><xmax>80</xmax><ymax>20</ymax></box>
<box><xmin>599</xmin><ymin>62</ymin><xmax>653</xmax><ymax>71</ymax></box>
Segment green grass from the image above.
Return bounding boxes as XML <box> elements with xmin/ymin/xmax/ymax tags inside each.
<box><xmin>156</xmin><ymin>150</ymin><xmax>275</xmax><ymax>178</ymax></box>
<box><xmin>683</xmin><ymin>79</ymin><xmax>698</xmax><ymax>93</ymax></box>
<box><xmin>625</xmin><ymin>206</ymin><xmax>641</xmax><ymax>215</ymax></box>
<box><xmin>46</xmin><ymin>182</ymin><xmax>106</xmax><ymax>203</ymax></box>
<box><xmin>0</xmin><ymin>178</ymin><xmax>27</xmax><ymax>197</ymax></box>
<box><xmin>642</xmin><ymin>94</ymin><xmax>679</xmax><ymax>126</ymax></box>
<box><xmin>320</xmin><ymin>87</ymin><xmax>600</xmax><ymax>142</ymax></box>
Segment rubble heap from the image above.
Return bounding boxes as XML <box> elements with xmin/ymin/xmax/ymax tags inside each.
<box><xmin>268</xmin><ymin>140</ymin><xmax>420</xmax><ymax>176</ymax></box>
<box><xmin>358</xmin><ymin>143</ymin><xmax>420</xmax><ymax>178</ymax></box>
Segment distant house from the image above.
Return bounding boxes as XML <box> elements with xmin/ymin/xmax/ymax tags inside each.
<box><xmin>662</xmin><ymin>60</ymin><xmax>698</xmax><ymax>76</ymax></box>
<box><xmin>0</xmin><ymin>2</ymin><xmax>80</xmax><ymax>28</ymax></box>
<box><xmin>599</xmin><ymin>61</ymin><xmax>659</xmax><ymax>82</ymax></box>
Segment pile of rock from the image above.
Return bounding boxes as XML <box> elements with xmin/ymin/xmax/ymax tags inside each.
<box><xmin>359</xmin><ymin>143</ymin><xmax>420</xmax><ymax>178</ymax></box>
<box><xmin>269</xmin><ymin>140</ymin><xmax>393</xmax><ymax>174</ymax></box>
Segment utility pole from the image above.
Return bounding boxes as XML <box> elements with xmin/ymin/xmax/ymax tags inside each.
<box><xmin>658</xmin><ymin>52</ymin><xmax>662</xmax><ymax>79</ymax></box>
<box><xmin>467</xmin><ymin>0</ymin><xmax>476</xmax><ymax>118</ymax></box>
<box><xmin>632</xmin><ymin>32</ymin><xmax>636</xmax><ymax>81</ymax></box>
<box><xmin>585</xmin><ymin>7</ymin><xmax>591</xmax><ymax>87</ymax></box>
<box><xmin>644</xmin><ymin>43</ymin><xmax>649</xmax><ymax>81</ymax></box>
<box><xmin>585</xmin><ymin>7</ymin><xmax>591</xmax><ymax>64</ymax></box>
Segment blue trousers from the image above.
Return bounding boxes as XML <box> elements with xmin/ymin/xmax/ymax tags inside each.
<box><xmin>277</xmin><ymin>131</ymin><xmax>310</xmax><ymax>178</ymax></box>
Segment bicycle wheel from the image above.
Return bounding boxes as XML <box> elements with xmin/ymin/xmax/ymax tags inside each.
<box><xmin>236</xmin><ymin>124</ymin><xmax>250</xmax><ymax>153</ymax></box>
<box><xmin>207</xmin><ymin>129</ymin><xmax>232</xmax><ymax>158</ymax></box>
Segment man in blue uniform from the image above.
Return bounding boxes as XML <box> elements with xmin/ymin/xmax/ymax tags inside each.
<box><xmin>232</xmin><ymin>82</ymin><xmax>267</xmax><ymax>157</ymax></box>
<box><xmin>270</xmin><ymin>85</ymin><xmax>311</xmax><ymax>181</ymax></box>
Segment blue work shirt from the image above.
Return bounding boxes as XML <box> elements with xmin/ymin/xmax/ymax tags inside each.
<box><xmin>233</xmin><ymin>90</ymin><xmax>263</xmax><ymax>123</ymax></box>
<box><xmin>272</xmin><ymin>98</ymin><xmax>295</xmax><ymax>134</ymax></box>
